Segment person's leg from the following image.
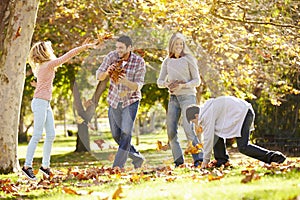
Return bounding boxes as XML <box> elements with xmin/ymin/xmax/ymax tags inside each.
<box><xmin>113</xmin><ymin>102</ymin><xmax>141</xmax><ymax>168</ymax></box>
<box><xmin>123</xmin><ymin>101</ymin><xmax>144</xmax><ymax>168</ymax></box>
<box><xmin>213</xmin><ymin>136</ymin><xmax>229</xmax><ymax>166</ymax></box>
<box><xmin>167</xmin><ymin>95</ymin><xmax>184</xmax><ymax>166</ymax></box>
<box><xmin>236</xmin><ymin>110</ymin><xmax>285</xmax><ymax>164</ymax></box>
<box><xmin>41</xmin><ymin>102</ymin><xmax>56</xmax><ymax>169</ymax></box>
<box><xmin>108</xmin><ymin>105</ymin><xmax>122</xmax><ymax>145</ymax></box>
<box><xmin>179</xmin><ymin>95</ymin><xmax>203</xmax><ymax>165</ymax></box>
<box><xmin>24</xmin><ymin>98</ymin><xmax>48</xmax><ymax>168</ymax></box>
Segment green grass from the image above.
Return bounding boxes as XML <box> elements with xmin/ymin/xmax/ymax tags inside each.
<box><xmin>1</xmin><ymin>130</ymin><xmax>300</xmax><ymax>200</ymax></box>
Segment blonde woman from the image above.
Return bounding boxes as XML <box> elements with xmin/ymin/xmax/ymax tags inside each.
<box><xmin>157</xmin><ymin>33</ymin><xmax>203</xmax><ymax>167</ymax></box>
<box><xmin>22</xmin><ymin>39</ymin><xmax>98</xmax><ymax>180</ymax></box>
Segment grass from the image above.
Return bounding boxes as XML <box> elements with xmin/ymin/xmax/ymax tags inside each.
<box><xmin>1</xmin><ymin>129</ymin><xmax>300</xmax><ymax>200</ymax></box>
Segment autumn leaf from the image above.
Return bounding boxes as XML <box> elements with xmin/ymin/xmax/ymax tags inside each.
<box><xmin>241</xmin><ymin>169</ymin><xmax>261</xmax><ymax>183</ymax></box>
<box><xmin>112</xmin><ymin>184</ymin><xmax>125</xmax><ymax>199</ymax></box>
<box><xmin>62</xmin><ymin>187</ymin><xmax>78</xmax><ymax>195</ymax></box>
<box><xmin>156</xmin><ymin>140</ymin><xmax>169</xmax><ymax>151</ymax></box>
<box><xmin>184</xmin><ymin>141</ymin><xmax>203</xmax><ymax>155</ymax></box>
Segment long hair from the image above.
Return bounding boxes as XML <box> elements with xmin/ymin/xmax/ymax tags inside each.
<box><xmin>167</xmin><ymin>32</ymin><xmax>198</xmax><ymax>67</ymax></box>
<box><xmin>168</xmin><ymin>32</ymin><xmax>193</xmax><ymax>58</ymax></box>
<box><xmin>28</xmin><ymin>41</ymin><xmax>56</xmax><ymax>77</ymax></box>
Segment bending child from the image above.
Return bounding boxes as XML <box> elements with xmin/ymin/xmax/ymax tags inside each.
<box><xmin>186</xmin><ymin>96</ymin><xmax>286</xmax><ymax>169</ymax></box>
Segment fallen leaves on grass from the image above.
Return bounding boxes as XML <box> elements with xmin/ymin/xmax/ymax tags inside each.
<box><xmin>0</xmin><ymin>159</ymin><xmax>299</xmax><ymax>198</ymax></box>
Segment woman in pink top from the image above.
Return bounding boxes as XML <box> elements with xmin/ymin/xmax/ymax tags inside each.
<box><xmin>22</xmin><ymin>39</ymin><xmax>98</xmax><ymax>180</ymax></box>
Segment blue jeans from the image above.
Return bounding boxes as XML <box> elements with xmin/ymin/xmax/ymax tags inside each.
<box><xmin>24</xmin><ymin>98</ymin><xmax>56</xmax><ymax>168</ymax></box>
<box><xmin>167</xmin><ymin>95</ymin><xmax>203</xmax><ymax>165</ymax></box>
<box><xmin>214</xmin><ymin>109</ymin><xmax>274</xmax><ymax>164</ymax></box>
<box><xmin>108</xmin><ymin>101</ymin><xmax>144</xmax><ymax>168</ymax></box>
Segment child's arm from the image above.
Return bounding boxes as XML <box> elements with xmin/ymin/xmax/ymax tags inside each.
<box><xmin>47</xmin><ymin>39</ymin><xmax>98</xmax><ymax>69</ymax></box>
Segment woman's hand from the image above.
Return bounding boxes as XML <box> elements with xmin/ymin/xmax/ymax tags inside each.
<box><xmin>167</xmin><ymin>80</ymin><xmax>185</xmax><ymax>93</ymax></box>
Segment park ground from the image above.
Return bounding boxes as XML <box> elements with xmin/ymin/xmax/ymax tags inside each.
<box><xmin>1</xmin><ymin>124</ymin><xmax>300</xmax><ymax>200</ymax></box>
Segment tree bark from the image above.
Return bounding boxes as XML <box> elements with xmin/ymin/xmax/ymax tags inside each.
<box><xmin>72</xmin><ymin>78</ymin><xmax>109</xmax><ymax>152</ymax></box>
<box><xmin>0</xmin><ymin>0</ymin><xmax>39</xmax><ymax>173</ymax></box>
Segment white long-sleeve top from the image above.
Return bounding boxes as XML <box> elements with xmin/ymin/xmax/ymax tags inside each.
<box><xmin>157</xmin><ymin>55</ymin><xmax>200</xmax><ymax>96</ymax></box>
<box><xmin>198</xmin><ymin>96</ymin><xmax>255</xmax><ymax>164</ymax></box>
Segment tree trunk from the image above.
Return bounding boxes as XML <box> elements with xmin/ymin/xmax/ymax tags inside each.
<box><xmin>0</xmin><ymin>0</ymin><xmax>39</xmax><ymax>173</ymax></box>
<box><xmin>72</xmin><ymin>78</ymin><xmax>108</xmax><ymax>152</ymax></box>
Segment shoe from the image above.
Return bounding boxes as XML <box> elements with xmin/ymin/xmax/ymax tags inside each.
<box><xmin>132</xmin><ymin>152</ymin><xmax>145</xmax><ymax>169</ymax></box>
<box><xmin>22</xmin><ymin>167</ymin><xmax>37</xmax><ymax>181</ymax></box>
<box><xmin>270</xmin><ymin>151</ymin><xmax>286</xmax><ymax>164</ymax></box>
<box><xmin>194</xmin><ymin>160</ymin><xmax>202</xmax><ymax>167</ymax></box>
<box><xmin>39</xmin><ymin>167</ymin><xmax>51</xmax><ymax>178</ymax></box>
<box><xmin>174</xmin><ymin>162</ymin><xmax>184</xmax><ymax>168</ymax></box>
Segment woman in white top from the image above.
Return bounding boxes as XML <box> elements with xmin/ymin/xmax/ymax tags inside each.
<box><xmin>157</xmin><ymin>33</ymin><xmax>203</xmax><ymax>167</ymax></box>
<box><xmin>186</xmin><ymin>96</ymin><xmax>286</xmax><ymax>169</ymax></box>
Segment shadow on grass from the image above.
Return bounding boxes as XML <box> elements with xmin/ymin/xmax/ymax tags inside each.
<box><xmin>18</xmin><ymin>147</ymin><xmax>175</xmax><ymax>169</ymax></box>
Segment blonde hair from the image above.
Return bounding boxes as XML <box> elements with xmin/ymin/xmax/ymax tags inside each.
<box><xmin>168</xmin><ymin>32</ymin><xmax>193</xmax><ymax>58</ymax></box>
<box><xmin>28</xmin><ymin>41</ymin><xmax>56</xmax><ymax>77</ymax></box>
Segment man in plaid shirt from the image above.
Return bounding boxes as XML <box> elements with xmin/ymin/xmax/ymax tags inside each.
<box><xmin>96</xmin><ymin>35</ymin><xmax>146</xmax><ymax>169</ymax></box>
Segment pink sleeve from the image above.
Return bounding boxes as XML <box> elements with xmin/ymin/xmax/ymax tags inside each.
<box><xmin>46</xmin><ymin>45</ymin><xmax>87</xmax><ymax>69</ymax></box>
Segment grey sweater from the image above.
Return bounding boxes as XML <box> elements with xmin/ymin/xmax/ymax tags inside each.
<box><xmin>157</xmin><ymin>55</ymin><xmax>200</xmax><ymax>96</ymax></box>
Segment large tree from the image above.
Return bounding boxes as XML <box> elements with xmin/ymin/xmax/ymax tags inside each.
<box><xmin>0</xmin><ymin>0</ymin><xmax>39</xmax><ymax>173</ymax></box>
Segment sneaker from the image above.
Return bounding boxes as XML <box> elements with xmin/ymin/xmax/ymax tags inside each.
<box><xmin>270</xmin><ymin>151</ymin><xmax>286</xmax><ymax>164</ymax></box>
<box><xmin>22</xmin><ymin>167</ymin><xmax>37</xmax><ymax>181</ymax></box>
<box><xmin>194</xmin><ymin>160</ymin><xmax>202</xmax><ymax>167</ymax></box>
<box><xmin>39</xmin><ymin>167</ymin><xmax>51</xmax><ymax>178</ymax></box>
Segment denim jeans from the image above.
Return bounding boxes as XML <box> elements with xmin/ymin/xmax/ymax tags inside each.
<box><xmin>214</xmin><ymin>109</ymin><xmax>274</xmax><ymax>164</ymax></box>
<box><xmin>108</xmin><ymin>101</ymin><xmax>144</xmax><ymax>168</ymax></box>
<box><xmin>167</xmin><ymin>95</ymin><xmax>203</xmax><ymax>165</ymax></box>
<box><xmin>25</xmin><ymin>98</ymin><xmax>56</xmax><ymax>168</ymax></box>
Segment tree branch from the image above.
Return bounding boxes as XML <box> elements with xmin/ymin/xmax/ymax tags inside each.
<box><xmin>210</xmin><ymin>1</ymin><xmax>300</xmax><ymax>29</ymax></box>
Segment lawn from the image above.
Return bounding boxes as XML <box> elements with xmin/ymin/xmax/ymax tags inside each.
<box><xmin>1</xmin><ymin>128</ymin><xmax>300</xmax><ymax>200</ymax></box>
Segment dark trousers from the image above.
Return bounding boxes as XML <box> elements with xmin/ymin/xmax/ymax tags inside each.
<box><xmin>214</xmin><ymin>109</ymin><xmax>274</xmax><ymax>164</ymax></box>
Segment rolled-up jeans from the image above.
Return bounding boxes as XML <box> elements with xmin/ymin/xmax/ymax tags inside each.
<box><xmin>167</xmin><ymin>95</ymin><xmax>203</xmax><ymax>165</ymax></box>
<box><xmin>214</xmin><ymin>109</ymin><xmax>273</xmax><ymax>164</ymax></box>
<box><xmin>25</xmin><ymin>98</ymin><xmax>56</xmax><ymax>168</ymax></box>
<box><xmin>108</xmin><ymin>101</ymin><xmax>143</xmax><ymax>168</ymax></box>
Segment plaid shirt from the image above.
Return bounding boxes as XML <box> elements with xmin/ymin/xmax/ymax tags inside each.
<box><xmin>96</xmin><ymin>50</ymin><xmax>146</xmax><ymax>109</ymax></box>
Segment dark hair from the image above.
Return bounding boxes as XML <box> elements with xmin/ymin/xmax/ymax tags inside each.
<box><xmin>117</xmin><ymin>35</ymin><xmax>132</xmax><ymax>48</ymax></box>
<box><xmin>186</xmin><ymin>105</ymin><xmax>200</xmax><ymax>122</ymax></box>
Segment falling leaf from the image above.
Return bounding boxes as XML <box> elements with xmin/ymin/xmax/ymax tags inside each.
<box><xmin>156</xmin><ymin>140</ymin><xmax>169</xmax><ymax>151</ymax></box>
<box><xmin>97</xmin><ymin>32</ymin><xmax>113</xmax><ymax>44</ymax></box>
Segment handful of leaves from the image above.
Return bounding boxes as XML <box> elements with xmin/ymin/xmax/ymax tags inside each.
<box><xmin>168</xmin><ymin>80</ymin><xmax>185</xmax><ymax>93</ymax></box>
<box><xmin>184</xmin><ymin>141</ymin><xmax>203</xmax><ymax>155</ymax></box>
<box><xmin>108</xmin><ymin>59</ymin><xmax>126</xmax><ymax>83</ymax></box>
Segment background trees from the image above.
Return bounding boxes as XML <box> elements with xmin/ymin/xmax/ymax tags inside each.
<box><xmin>1</xmin><ymin>0</ymin><xmax>299</xmax><ymax>173</ymax></box>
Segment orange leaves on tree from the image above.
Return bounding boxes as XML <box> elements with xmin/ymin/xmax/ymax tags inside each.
<box><xmin>156</xmin><ymin>140</ymin><xmax>169</xmax><ymax>151</ymax></box>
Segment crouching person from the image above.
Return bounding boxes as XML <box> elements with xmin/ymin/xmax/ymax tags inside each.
<box><xmin>186</xmin><ymin>96</ymin><xmax>286</xmax><ymax>169</ymax></box>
